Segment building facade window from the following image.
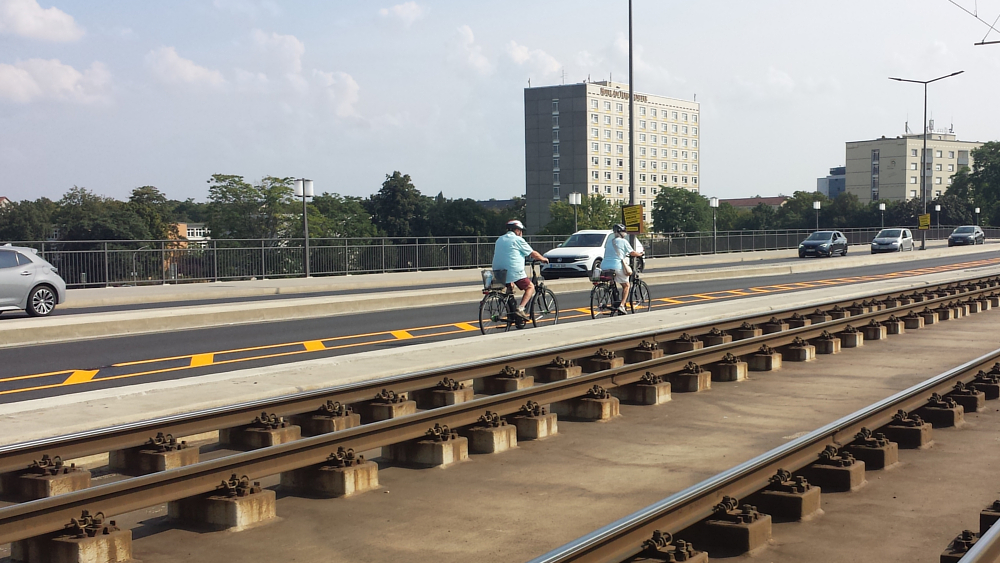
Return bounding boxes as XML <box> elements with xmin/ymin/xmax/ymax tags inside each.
<box><xmin>616</xmin><ymin>103</ymin><xmax>623</xmax><ymax>112</ymax></box>
<box><xmin>617</xmin><ymin>172</ymin><xmax>624</xmax><ymax>181</ymax></box>
<box><xmin>693</xmin><ymin>152</ymin><xmax>698</xmax><ymax>160</ymax></box>
<box><xmin>605</xmin><ymin>129</ymin><xmax>611</xmax><ymax>139</ymax></box>
<box><xmin>604</xmin><ymin>157</ymin><xmax>612</xmax><ymax>166</ymax></box>
<box><xmin>639</xmin><ymin>134</ymin><xmax>646</xmax><ymax>142</ymax></box>
<box><xmin>949</xmin><ymin>151</ymin><xmax>955</xmax><ymax>158</ymax></box>
<box><xmin>682</xmin><ymin>176</ymin><xmax>688</xmax><ymax>183</ymax></box>
<box><xmin>553</xmin><ymin>130</ymin><xmax>559</xmax><ymax>141</ymax></box>
<box><xmin>592</xmin><ymin>184</ymin><xmax>599</xmax><ymax>193</ymax></box>
<box><xmin>671</xmin><ymin>111</ymin><xmax>678</xmax><ymax>119</ymax></box>
<box><xmin>692</xmin><ymin>127</ymin><xmax>698</xmax><ymax>135</ymax></box>
<box><xmin>682</xmin><ymin>126</ymin><xmax>688</xmax><ymax>134</ymax></box>
<box><xmin>692</xmin><ymin>115</ymin><xmax>698</xmax><ymax>122</ymax></box>
<box><xmin>617</xmin><ymin>158</ymin><xmax>624</xmax><ymax>167</ymax></box>
<box><xmin>617</xmin><ymin>186</ymin><xmax>624</xmax><ymax>194</ymax></box>
<box><xmin>948</xmin><ymin>164</ymin><xmax>954</xmax><ymax>172</ymax></box>
<box><xmin>911</xmin><ymin>149</ymin><xmax>918</xmax><ymax>157</ymax></box>
<box><xmin>553</xmin><ymin>159</ymin><xmax>559</xmax><ymax>169</ymax></box>
<box><xmin>605</xmin><ymin>143</ymin><xmax>612</xmax><ymax>152</ymax></box>
<box><xmin>591</xmin><ymin>128</ymin><xmax>599</xmax><ymax>138</ymax></box>
<box><xmin>639</xmin><ymin>174</ymin><xmax>646</xmax><ymax>182</ymax></box>
<box><xmin>639</xmin><ymin>147</ymin><xmax>646</xmax><ymax>156</ymax></box>
<box><xmin>639</xmin><ymin>120</ymin><xmax>646</xmax><ymax>129</ymax></box>
<box><xmin>605</xmin><ymin>186</ymin><xmax>612</xmax><ymax>194</ymax></box>
<box><xmin>910</xmin><ymin>190</ymin><xmax>917</xmax><ymax>198</ymax></box>
<box><xmin>639</xmin><ymin>106</ymin><xmax>646</xmax><ymax>116</ymax></box>
<box><xmin>553</xmin><ymin>186</ymin><xmax>560</xmax><ymax>199</ymax></box>
<box><xmin>935</xmin><ymin>177</ymin><xmax>942</xmax><ymax>184</ymax></box>
<box><xmin>616</xmin><ymin>117</ymin><xmax>624</xmax><ymax>126</ymax></box>
<box><xmin>591</xmin><ymin>99</ymin><xmax>598</xmax><ymax>109</ymax></box>
<box><xmin>910</xmin><ymin>163</ymin><xmax>917</xmax><ymax>170</ymax></box>
<box><xmin>604</xmin><ymin>171</ymin><xmax>612</xmax><ymax>180</ymax></box>
<box><xmin>672</xmin><ymin>150</ymin><xmax>678</xmax><ymax>158</ymax></box>
<box><xmin>935</xmin><ymin>150</ymin><xmax>942</xmax><ymax>158</ymax></box>
<box><xmin>681</xmin><ymin>151</ymin><xmax>688</xmax><ymax>159</ymax></box>
<box><xmin>910</xmin><ymin>176</ymin><xmax>917</xmax><ymax>184</ymax></box>
<box><xmin>591</xmin><ymin>142</ymin><xmax>599</xmax><ymax>152</ymax></box>
<box><xmin>935</xmin><ymin>164</ymin><xmax>942</xmax><ymax>171</ymax></box>
<box><xmin>553</xmin><ymin>172</ymin><xmax>560</xmax><ymax>183</ymax></box>
<box><xmin>591</xmin><ymin>114</ymin><xmax>599</xmax><ymax>124</ymax></box>
<box><xmin>553</xmin><ymin>144</ymin><xmax>560</xmax><ymax>155</ymax></box>
<box><xmin>551</xmin><ymin>100</ymin><xmax>559</xmax><ymax>112</ymax></box>
<box><xmin>692</xmin><ymin>140</ymin><xmax>698</xmax><ymax>147</ymax></box>
<box><xmin>592</xmin><ymin>171</ymin><xmax>600</xmax><ymax>180</ymax></box>
<box><xmin>616</xmin><ymin>145</ymin><xmax>624</xmax><ymax>154</ymax></box>
<box><xmin>591</xmin><ymin>156</ymin><xmax>599</xmax><ymax>166</ymax></box>
<box><xmin>617</xmin><ymin>131</ymin><xmax>624</xmax><ymax>140</ymax></box>
<box><xmin>682</xmin><ymin>113</ymin><xmax>688</xmax><ymax>121</ymax></box>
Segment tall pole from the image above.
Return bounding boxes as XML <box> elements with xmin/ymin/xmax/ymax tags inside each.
<box><xmin>574</xmin><ymin>203</ymin><xmax>578</xmax><ymax>232</ymax></box>
<box><xmin>889</xmin><ymin>70</ymin><xmax>963</xmax><ymax>250</ymax></box>
<box><xmin>713</xmin><ymin>209</ymin><xmax>717</xmax><ymax>254</ymax></box>
<box><xmin>302</xmin><ymin>191</ymin><xmax>310</xmax><ymax>277</ymax></box>
<box><xmin>626</xmin><ymin>0</ymin><xmax>637</xmax><ymax>254</ymax></box>
<box><xmin>921</xmin><ymin>82</ymin><xmax>927</xmax><ymax>250</ymax></box>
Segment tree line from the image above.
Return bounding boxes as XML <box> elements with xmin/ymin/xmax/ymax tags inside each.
<box><xmin>0</xmin><ymin>172</ymin><xmax>524</xmax><ymax>242</ymax></box>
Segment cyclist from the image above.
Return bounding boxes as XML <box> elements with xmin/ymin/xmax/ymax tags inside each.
<box><xmin>492</xmin><ymin>219</ymin><xmax>549</xmax><ymax>319</ymax></box>
<box><xmin>602</xmin><ymin>223</ymin><xmax>644</xmax><ymax>315</ymax></box>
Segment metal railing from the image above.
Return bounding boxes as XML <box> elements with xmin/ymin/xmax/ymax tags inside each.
<box><xmin>7</xmin><ymin>226</ymin><xmax>992</xmax><ymax>288</ymax></box>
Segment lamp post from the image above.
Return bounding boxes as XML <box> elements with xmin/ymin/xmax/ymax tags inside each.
<box><xmin>879</xmin><ymin>202</ymin><xmax>886</xmax><ymax>229</ymax></box>
<box><xmin>935</xmin><ymin>204</ymin><xmax>941</xmax><ymax>239</ymax></box>
<box><xmin>813</xmin><ymin>200</ymin><xmax>821</xmax><ymax>231</ymax></box>
<box><xmin>294</xmin><ymin>178</ymin><xmax>314</xmax><ymax>277</ymax></box>
<box><xmin>976</xmin><ymin>207</ymin><xmax>981</xmax><ymax>226</ymax></box>
<box><xmin>627</xmin><ymin>0</ymin><xmax>636</xmax><ymax>251</ymax></box>
<box><xmin>889</xmin><ymin>70</ymin><xmax>964</xmax><ymax>250</ymax></box>
<box><xmin>709</xmin><ymin>197</ymin><xmax>719</xmax><ymax>253</ymax></box>
<box><xmin>569</xmin><ymin>192</ymin><xmax>581</xmax><ymax>232</ymax></box>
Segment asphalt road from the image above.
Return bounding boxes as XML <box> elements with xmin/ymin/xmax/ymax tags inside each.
<box><xmin>2</xmin><ymin>251</ymin><xmax>996</xmax><ymax>404</ymax></box>
<box><xmin>0</xmin><ymin>254</ymin><xmax>805</xmax><ymax>317</ymax></box>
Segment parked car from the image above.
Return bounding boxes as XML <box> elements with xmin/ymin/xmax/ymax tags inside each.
<box><xmin>797</xmin><ymin>230</ymin><xmax>848</xmax><ymax>258</ymax></box>
<box><xmin>948</xmin><ymin>225</ymin><xmax>985</xmax><ymax>246</ymax></box>
<box><xmin>541</xmin><ymin>230</ymin><xmax>644</xmax><ymax>278</ymax></box>
<box><xmin>870</xmin><ymin>228</ymin><xmax>915</xmax><ymax>253</ymax></box>
<box><xmin>0</xmin><ymin>245</ymin><xmax>67</xmax><ymax>317</ymax></box>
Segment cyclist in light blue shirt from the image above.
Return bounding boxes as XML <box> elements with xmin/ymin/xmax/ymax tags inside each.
<box><xmin>602</xmin><ymin>223</ymin><xmax>644</xmax><ymax>314</ymax></box>
<box><xmin>492</xmin><ymin>220</ymin><xmax>549</xmax><ymax>318</ymax></box>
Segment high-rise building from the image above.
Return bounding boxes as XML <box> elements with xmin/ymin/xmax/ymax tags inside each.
<box><xmin>816</xmin><ymin>166</ymin><xmax>846</xmax><ymax>199</ymax></box>
<box><xmin>845</xmin><ymin>128</ymin><xmax>982</xmax><ymax>203</ymax></box>
<box><xmin>524</xmin><ymin>81</ymin><xmax>700</xmax><ymax>233</ymax></box>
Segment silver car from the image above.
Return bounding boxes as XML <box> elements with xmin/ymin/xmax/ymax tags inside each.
<box><xmin>870</xmin><ymin>228</ymin><xmax>915</xmax><ymax>253</ymax></box>
<box><xmin>0</xmin><ymin>245</ymin><xmax>67</xmax><ymax>317</ymax></box>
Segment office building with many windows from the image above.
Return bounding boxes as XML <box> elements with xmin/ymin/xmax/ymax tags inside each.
<box><xmin>845</xmin><ymin>129</ymin><xmax>982</xmax><ymax>203</ymax></box>
<box><xmin>524</xmin><ymin>81</ymin><xmax>700</xmax><ymax>233</ymax></box>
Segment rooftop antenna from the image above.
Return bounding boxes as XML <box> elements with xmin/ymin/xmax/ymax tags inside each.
<box><xmin>528</xmin><ymin>78</ymin><xmax>531</xmax><ymax>88</ymax></box>
<box><xmin>561</xmin><ymin>68</ymin><xmax>566</xmax><ymax>84</ymax></box>
<box><xmin>694</xmin><ymin>93</ymin><xmax>697</xmax><ymax>101</ymax></box>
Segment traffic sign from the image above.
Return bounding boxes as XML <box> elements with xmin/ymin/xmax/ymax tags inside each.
<box><xmin>918</xmin><ymin>213</ymin><xmax>931</xmax><ymax>230</ymax></box>
<box><xmin>622</xmin><ymin>205</ymin><xmax>644</xmax><ymax>233</ymax></box>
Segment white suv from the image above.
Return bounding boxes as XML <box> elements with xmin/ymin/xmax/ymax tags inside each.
<box><xmin>541</xmin><ymin>230</ymin><xmax>644</xmax><ymax>279</ymax></box>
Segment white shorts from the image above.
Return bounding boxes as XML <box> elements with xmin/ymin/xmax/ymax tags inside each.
<box><xmin>612</xmin><ymin>269</ymin><xmax>629</xmax><ymax>284</ymax></box>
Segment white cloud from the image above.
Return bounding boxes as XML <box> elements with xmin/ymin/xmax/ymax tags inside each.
<box><xmin>0</xmin><ymin>58</ymin><xmax>108</xmax><ymax>103</ymax></box>
<box><xmin>506</xmin><ymin>40</ymin><xmax>560</xmax><ymax>76</ymax></box>
<box><xmin>453</xmin><ymin>25</ymin><xmax>492</xmax><ymax>76</ymax></box>
<box><xmin>145</xmin><ymin>46</ymin><xmax>226</xmax><ymax>87</ymax></box>
<box><xmin>251</xmin><ymin>29</ymin><xmax>305</xmax><ymax>75</ymax></box>
<box><xmin>213</xmin><ymin>0</ymin><xmax>280</xmax><ymax>18</ymax></box>
<box><xmin>378</xmin><ymin>2</ymin><xmax>426</xmax><ymax>27</ymax></box>
<box><xmin>312</xmin><ymin>69</ymin><xmax>360</xmax><ymax>117</ymax></box>
<box><xmin>0</xmin><ymin>0</ymin><xmax>83</xmax><ymax>41</ymax></box>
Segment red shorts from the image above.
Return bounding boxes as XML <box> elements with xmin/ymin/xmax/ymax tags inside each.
<box><xmin>511</xmin><ymin>277</ymin><xmax>531</xmax><ymax>291</ymax></box>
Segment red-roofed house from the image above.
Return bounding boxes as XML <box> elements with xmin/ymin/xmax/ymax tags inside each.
<box><xmin>0</xmin><ymin>197</ymin><xmax>10</xmax><ymax>208</ymax></box>
<box><xmin>718</xmin><ymin>196</ymin><xmax>788</xmax><ymax>210</ymax></box>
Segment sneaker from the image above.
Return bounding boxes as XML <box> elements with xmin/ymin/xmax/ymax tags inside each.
<box><xmin>617</xmin><ymin>306</ymin><xmax>628</xmax><ymax>315</ymax></box>
<box><xmin>515</xmin><ymin>307</ymin><xmax>530</xmax><ymax>319</ymax></box>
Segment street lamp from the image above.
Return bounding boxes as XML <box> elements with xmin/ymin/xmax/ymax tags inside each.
<box><xmin>709</xmin><ymin>197</ymin><xmax>719</xmax><ymax>254</ymax></box>
<box><xmin>813</xmin><ymin>200</ymin><xmax>821</xmax><ymax>231</ymax></box>
<box><xmin>889</xmin><ymin>70</ymin><xmax>964</xmax><ymax>250</ymax></box>
<box><xmin>976</xmin><ymin>207</ymin><xmax>981</xmax><ymax>225</ymax></box>
<box><xmin>294</xmin><ymin>178</ymin><xmax>315</xmax><ymax>277</ymax></box>
<box><xmin>879</xmin><ymin>202</ymin><xmax>886</xmax><ymax>229</ymax></box>
<box><xmin>935</xmin><ymin>204</ymin><xmax>941</xmax><ymax>239</ymax></box>
<box><xmin>568</xmin><ymin>192</ymin><xmax>582</xmax><ymax>232</ymax></box>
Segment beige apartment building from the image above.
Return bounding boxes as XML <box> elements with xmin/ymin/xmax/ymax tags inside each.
<box><xmin>524</xmin><ymin>81</ymin><xmax>700</xmax><ymax>233</ymax></box>
<box><xmin>845</xmin><ymin>129</ymin><xmax>982</xmax><ymax>203</ymax></box>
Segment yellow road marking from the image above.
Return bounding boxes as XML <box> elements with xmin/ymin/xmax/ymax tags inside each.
<box><xmin>62</xmin><ymin>370</ymin><xmax>99</xmax><ymax>385</ymax></box>
<box><xmin>303</xmin><ymin>340</ymin><xmax>326</xmax><ymax>352</ymax></box>
<box><xmin>190</xmin><ymin>353</ymin><xmax>214</xmax><ymax>367</ymax></box>
<box><xmin>3</xmin><ymin>255</ymin><xmax>998</xmax><ymax>397</ymax></box>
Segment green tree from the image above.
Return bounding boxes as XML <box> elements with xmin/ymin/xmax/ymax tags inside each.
<box><xmin>364</xmin><ymin>172</ymin><xmax>429</xmax><ymax>237</ymax></box>
<box><xmin>0</xmin><ymin>198</ymin><xmax>57</xmax><ymax>241</ymax></box>
<box><xmin>206</xmin><ymin>174</ymin><xmax>293</xmax><ymax>239</ymax></box>
<box><xmin>775</xmin><ymin>191</ymin><xmax>828</xmax><ymax>229</ymax></box>
<box><xmin>53</xmin><ymin>186</ymin><xmax>150</xmax><ymax>241</ymax></box>
<box><xmin>651</xmin><ymin>186</ymin><xmax>711</xmax><ymax>233</ymax></box>
<box><xmin>714</xmin><ymin>202</ymin><xmax>743</xmax><ymax>231</ymax></box>
<box><xmin>426</xmin><ymin>195</ymin><xmax>499</xmax><ymax>236</ymax></box>
<box><xmin>169</xmin><ymin>198</ymin><xmax>209</xmax><ymax>224</ymax></box>
<box><xmin>310</xmin><ymin>193</ymin><xmax>380</xmax><ymax>238</ymax></box>
<box><xmin>737</xmin><ymin>202</ymin><xmax>777</xmax><ymax>230</ymax></box>
<box><xmin>541</xmin><ymin>194</ymin><xmax>621</xmax><ymax>235</ymax></box>
<box><xmin>127</xmin><ymin>186</ymin><xmax>177</xmax><ymax>239</ymax></box>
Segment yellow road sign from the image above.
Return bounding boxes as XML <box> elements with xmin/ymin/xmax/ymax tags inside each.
<box><xmin>918</xmin><ymin>213</ymin><xmax>931</xmax><ymax>230</ymax></box>
<box><xmin>622</xmin><ymin>204</ymin><xmax>644</xmax><ymax>233</ymax></box>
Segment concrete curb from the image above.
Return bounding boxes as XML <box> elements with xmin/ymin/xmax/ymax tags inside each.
<box><xmin>1</xmin><ymin>243</ymin><xmax>994</xmax><ymax>349</ymax></box>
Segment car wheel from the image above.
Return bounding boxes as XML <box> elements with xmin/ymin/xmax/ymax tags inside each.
<box><xmin>842</xmin><ymin>248</ymin><xmax>848</xmax><ymax>256</ymax></box>
<box><xmin>592</xmin><ymin>258</ymin><xmax>602</xmax><ymax>271</ymax></box>
<box><xmin>26</xmin><ymin>285</ymin><xmax>57</xmax><ymax>317</ymax></box>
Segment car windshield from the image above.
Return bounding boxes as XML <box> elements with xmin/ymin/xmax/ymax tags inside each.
<box><xmin>876</xmin><ymin>229</ymin><xmax>902</xmax><ymax>238</ymax></box>
<box><xmin>954</xmin><ymin>227</ymin><xmax>975</xmax><ymax>234</ymax></box>
<box><xmin>805</xmin><ymin>231</ymin><xmax>834</xmax><ymax>241</ymax></box>
<box><xmin>561</xmin><ymin>233</ymin><xmax>606</xmax><ymax>247</ymax></box>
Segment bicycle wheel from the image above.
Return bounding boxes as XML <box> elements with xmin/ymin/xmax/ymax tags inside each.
<box><xmin>479</xmin><ymin>293</ymin><xmax>511</xmax><ymax>334</ymax></box>
<box><xmin>590</xmin><ymin>283</ymin><xmax>615</xmax><ymax>319</ymax></box>
<box><xmin>629</xmin><ymin>280</ymin><xmax>651</xmax><ymax>314</ymax></box>
<box><xmin>531</xmin><ymin>288</ymin><xmax>559</xmax><ymax>327</ymax></box>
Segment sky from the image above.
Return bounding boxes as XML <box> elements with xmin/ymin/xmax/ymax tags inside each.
<box><xmin>1</xmin><ymin>0</ymin><xmax>999</xmax><ymax>204</ymax></box>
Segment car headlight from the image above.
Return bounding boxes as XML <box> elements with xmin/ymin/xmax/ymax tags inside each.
<box><xmin>820</xmin><ymin>243</ymin><xmax>829</xmax><ymax>248</ymax></box>
<box><xmin>798</xmin><ymin>244</ymin><xmax>804</xmax><ymax>248</ymax></box>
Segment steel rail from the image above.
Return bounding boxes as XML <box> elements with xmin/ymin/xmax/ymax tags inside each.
<box><xmin>960</xmin><ymin>510</ymin><xmax>1000</xmax><ymax>562</ymax></box>
<box><xmin>0</xmin><ymin>278</ymin><xmax>998</xmax><ymax>545</ymax></box>
<box><xmin>2</xmin><ymin>275</ymin><xmax>995</xmax><ymax>477</ymax></box>
<box><xmin>527</xmin><ymin>348</ymin><xmax>1000</xmax><ymax>563</ymax></box>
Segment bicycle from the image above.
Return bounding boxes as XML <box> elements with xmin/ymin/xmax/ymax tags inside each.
<box><xmin>479</xmin><ymin>261</ymin><xmax>559</xmax><ymax>334</ymax></box>
<box><xmin>589</xmin><ymin>257</ymin><xmax>651</xmax><ymax>318</ymax></box>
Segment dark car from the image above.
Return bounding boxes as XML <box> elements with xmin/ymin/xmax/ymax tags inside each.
<box><xmin>798</xmin><ymin>230</ymin><xmax>848</xmax><ymax>258</ymax></box>
<box><xmin>948</xmin><ymin>225</ymin><xmax>985</xmax><ymax>247</ymax></box>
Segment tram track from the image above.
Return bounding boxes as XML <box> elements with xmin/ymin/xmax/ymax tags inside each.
<box><xmin>2</xmin><ymin>273</ymin><xmax>1000</xmax><ymax>552</ymax></box>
